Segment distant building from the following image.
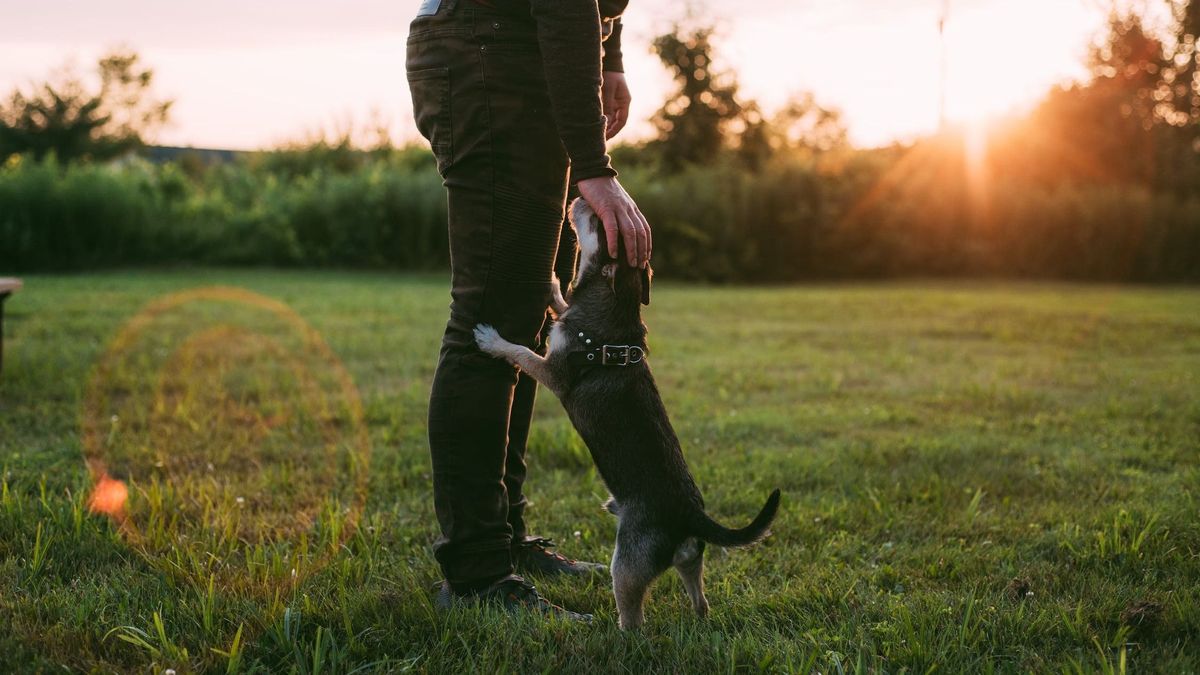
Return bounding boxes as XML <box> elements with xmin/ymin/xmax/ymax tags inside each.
<box><xmin>143</xmin><ymin>145</ymin><xmax>247</xmax><ymax>165</ymax></box>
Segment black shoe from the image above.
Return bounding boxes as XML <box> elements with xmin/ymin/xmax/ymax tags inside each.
<box><xmin>433</xmin><ymin>574</ymin><xmax>593</xmax><ymax>623</ymax></box>
<box><xmin>512</xmin><ymin>536</ymin><xmax>608</xmax><ymax>578</ymax></box>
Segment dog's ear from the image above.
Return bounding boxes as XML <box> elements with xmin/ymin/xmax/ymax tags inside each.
<box><xmin>640</xmin><ymin>264</ymin><xmax>652</xmax><ymax>305</ymax></box>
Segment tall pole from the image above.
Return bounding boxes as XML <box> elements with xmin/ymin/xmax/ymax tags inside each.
<box><xmin>938</xmin><ymin>0</ymin><xmax>949</xmax><ymax>131</ymax></box>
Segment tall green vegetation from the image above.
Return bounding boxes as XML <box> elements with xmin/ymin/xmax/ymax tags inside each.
<box><xmin>3</xmin><ymin>146</ymin><xmax>1195</xmax><ymax>281</ymax></box>
<box><xmin>0</xmin><ymin>150</ymin><xmax>447</xmax><ymax>271</ymax></box>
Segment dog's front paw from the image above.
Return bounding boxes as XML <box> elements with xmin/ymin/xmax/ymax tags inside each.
<box><xmin>473</xmin><ymin>324</ymin><xmax>506</xmax><ymax>356</ymax></box>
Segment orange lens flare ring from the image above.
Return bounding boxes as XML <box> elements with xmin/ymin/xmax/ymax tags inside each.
<box><xmin>80</xmin><ymin>286</ymin><xmax>370</xmax><ymax>594</ymax></box>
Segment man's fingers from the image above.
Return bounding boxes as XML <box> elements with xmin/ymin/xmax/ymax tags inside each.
<box><xmin>603</xmin><ymin>88</ymin><xmax>618</xmax><ymax>137</ymax></box>
<box><xmin>578</xmin><ymin>174</ymin><xmax>649</xmax><ymax>266</ymax></box>
<box><xmin>601</xmin><ymin>211</ymin><xmax>620</xmax><ymax>259</ymax></box>
<box><xmin>606</xmin><ymin>106</ymin><xmax>624</xmax><ymax>140</ymax></box>
<box><xmin>629</xmin><ymin>210</ymin><xmax>645</xmax><ymax>267</ymax></box>
<box><xmin>621</xmin><ymin>212</ymin><xmax>639</xmax><ymax>267</ymax></box>
<box><xmin>619</xmin><ymin>207</ymin><xmax>648</xmax><ymax>267</ymax></box>
<box><xmin>638</xmin><ymin>208</ymin><xmax>652</xmax><ymax>264</ymax></box>
<box><xmin>633</xmin><ymin>212</ymin><xmax>646</xmax><ymax>267</ymax></box>
<box><xmin>636</xmin><ymin>217</ymin><xmax>646</xmax><ymax>267</ymax></box>
<box><xmin>637</xmin><ymin>217</ymin><xmax>649</xmax><ymax>267</ymax></box>
<box><xmin>625</xmin><ymin>214</ymin><xmax>641</xmax><ymax>267</ymax></box>
<box><xmin>615</xmin><ymin>84</ymin><xmax>631</xmax><ymax>137</ymax></box>
<box><xmin>609</xmin><ymin>108</ymin><xmax>627</xmax><ymax>138</ymax></box>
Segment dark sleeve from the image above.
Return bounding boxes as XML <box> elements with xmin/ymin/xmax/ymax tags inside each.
<box><xmin>602</xmin><ymin>20</ymin><xmax>625</xmax><ymax>73</ymax></box>
<box><xmin>528</xmin><ymin>0</ymin><xmax>617</xmax><ymax>182</ymax></box>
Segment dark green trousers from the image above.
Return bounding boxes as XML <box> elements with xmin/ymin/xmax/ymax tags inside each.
<box><xmin>407</xmin><ymin>0</ymin><xmax>578</xmax><ymax>588</ymax></box>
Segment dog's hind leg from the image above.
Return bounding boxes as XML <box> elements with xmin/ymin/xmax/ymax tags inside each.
<box><xmin>611</xmin><ymin>524</ymin><xmax>660</xmax><ymax>630</ymax></box>
<box><xmin>473</xmin><ymin>324</ymin><xmax>559</xmax><ymax>392</ymax></box>
<box><xmin>673</xmin><ymin>537</ymin><xmax>709</xmax><ymax>618</ymax></box>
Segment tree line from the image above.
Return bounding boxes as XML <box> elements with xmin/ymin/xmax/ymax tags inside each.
<box><xmin>0</xmin><ymin>3</ymin><xmax>1197</xmax><ymax>280</ymax></box>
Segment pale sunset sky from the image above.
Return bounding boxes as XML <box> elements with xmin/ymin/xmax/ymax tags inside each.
<box><xmin>1</xmin><ymin>0</ymin><xmax>1116</xmax><ymax>150</ymax></box>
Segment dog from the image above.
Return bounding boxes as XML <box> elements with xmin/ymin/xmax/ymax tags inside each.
<box><xmin>473</xmin><ymin>198</ymin><xmax>781</xmax><ymax>630</ymax></box>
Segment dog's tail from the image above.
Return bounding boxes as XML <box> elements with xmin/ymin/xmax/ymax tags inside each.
<box><xmin>691</xmin><ymin>489</ymin><xmax>781</xmax><ymax>548</ymax></box>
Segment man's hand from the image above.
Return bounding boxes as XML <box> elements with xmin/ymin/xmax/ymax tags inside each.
<box><xmin>577</xmin><ymin>176</ymin><xmax>651</xmax><ymax>268</ymax></box>
<box><xmin>602</xmin><ymin>71</ymin><xmax>631</xmax><ymax>140</ymax></box>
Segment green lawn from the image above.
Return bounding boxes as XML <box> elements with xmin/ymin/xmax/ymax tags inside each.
<box><xmin>1</xmin><ymin>271</ymin><xmax>1198</xmax><ymax>673</ymax></box>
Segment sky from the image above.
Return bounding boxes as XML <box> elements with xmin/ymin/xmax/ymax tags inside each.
<box><xmin>0</xmin><ymin>0</ymin><xmax>1114</xmax><ymax>150</ymax></box>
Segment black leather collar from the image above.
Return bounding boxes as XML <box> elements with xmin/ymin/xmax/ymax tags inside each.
<box><xmin>564</xmin><ymin>330</ymin><xmax>645</xmax><ymax>368</ymax></box>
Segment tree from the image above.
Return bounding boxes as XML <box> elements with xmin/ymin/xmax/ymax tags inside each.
<box><xmin>649</xmin><ymin>25</ymin><xmax>742</xmax><ymax>170</ymax></box>
<box><xmin>1004</xmin><ymin>10</ymin><xmax>1171</xmax><ymax>187</ymax></box>
<box><xmin>769</xmin><ymin>93</ymin><xmax>848</xmax><ymax>155</ymax></box>
<box><xmin>987</xmin><ymin>2</ymin><xmax>1200</xmax><ymax>195</ymax></box>
<box><xmin>735</xmin><ymin>94</ymin><xmax>847</xmax><ymax>169</ymax></box>
<box><xmin>0</xmin><ymin>49</ymin><xmax>172</xmax><ymax>162</ymax></box>
<box><xmin>1163</xmin><ymin>0</ymin><xmax>1199</xmax><ymax>127</ymax></box>
<box><xmin>649</xmin><ymin>22</ymin><xmax>847</xmax><ymax>172</ymax></box>
<box><xmin>1159</xmin><ymin>0</ymin><xmax>1200</xmax><ymax>194</ymax></box>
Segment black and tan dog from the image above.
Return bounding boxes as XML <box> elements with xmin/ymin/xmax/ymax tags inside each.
<box><xmin>473</xmin><ymin>198</ymin><xmax>780</xmax><ymax>630</ymax></box>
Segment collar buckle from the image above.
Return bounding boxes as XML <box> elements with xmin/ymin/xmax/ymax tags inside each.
<box><xmin>600</xmin><ymin>344</ymin><xmax>644</xmax><ymax>366</ymax></box>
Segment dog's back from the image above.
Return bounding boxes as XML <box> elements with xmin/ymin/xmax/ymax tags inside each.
<box><xmin>562</xmin><ymin>359</ymin><xmax>779</xmax><ymax>548</ymax></box>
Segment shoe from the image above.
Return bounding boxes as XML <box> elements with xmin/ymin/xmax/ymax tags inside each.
<box><xmin>513</xmin><ymin>536</ymin><xmax>608</xmax><ymax>578</ymax></box>
<box><xmin>433</xmin><ymin>574</ymin><xmax>592</xmax><ymax>623</ymax></box>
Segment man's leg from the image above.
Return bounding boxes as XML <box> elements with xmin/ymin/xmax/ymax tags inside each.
<box><xmin>504</xmin><ymin>371</ymin><xmax>537</xmax><ymax>543</ymax></box>
<box><xmin>501</xmin><ymin>194</ymin><xmax>604</xmax><ymax>578</ymax></box>
<box><xmin>408</xmin><ymin>5</ymin><xmax>571</xmax><ymax>593</ymax></box>
<box><xmin>505</xmin><ymin>215</ymin><xmax>578</xmax><ymax>542</ymax></box>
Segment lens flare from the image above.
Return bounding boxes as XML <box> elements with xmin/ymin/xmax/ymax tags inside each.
<box><xmin>87</xmin><ymin>471</ymin><xmax>128</xmax><ymax>519</ymax></box>
<box><xmin>80</xmin><ymin>286</ymin><xmax>369</xmax><ymax>598</ymax></box>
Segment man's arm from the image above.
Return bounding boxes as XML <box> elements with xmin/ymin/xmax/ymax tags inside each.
<box><xmin>602</xmin><ymin>19</ymin><xmax>624</xmax><ymax>74</ymax></box>
<box><xmin>528</xmin><ymin>0</ymin><xmax>650</xmax><ymax>266</ymax></box>
<box><xmin>601</xmin><ymin>17</ymin><xmax>630</xmax><ymax>139</ymax></box>
<box><xmin>528</xmin><ymin>0</ymin><xmax>615</xmax><ymax>182</ymax></box>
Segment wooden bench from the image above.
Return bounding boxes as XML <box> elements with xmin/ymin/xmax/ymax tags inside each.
<box><xmin>0</xmin><ymin>278</ymin><xmax>21</xmax><ymax>374</ymax></box>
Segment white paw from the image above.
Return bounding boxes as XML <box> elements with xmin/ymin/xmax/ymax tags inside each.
<box><xmin>473</xmin><ymin>324</ymin><xmax>505</xmax><ymax>355</ymax></box>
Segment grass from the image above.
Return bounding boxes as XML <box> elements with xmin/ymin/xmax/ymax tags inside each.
<box><xmin>1</xmin><ymin>270</ymin><xmax>1198</xmax><ymax>673</ymax></box>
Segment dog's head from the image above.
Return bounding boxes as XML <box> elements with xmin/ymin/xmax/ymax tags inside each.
<box><xmin>569</xmin><ymin>197</ymin><xmax>651</xmax><ymax>306</ymax></box>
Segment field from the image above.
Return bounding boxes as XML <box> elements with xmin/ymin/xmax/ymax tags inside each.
<box><xmin>1</xmin><ymin>271</ymin><xmax>1198</xmax><ymax>673</ymax></box>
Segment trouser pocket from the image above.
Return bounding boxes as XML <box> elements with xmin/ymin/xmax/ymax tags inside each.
<box><xmin>407</xmin><ymin>66</ymin><xmax>454</xmax><ymax>174</ymax></box>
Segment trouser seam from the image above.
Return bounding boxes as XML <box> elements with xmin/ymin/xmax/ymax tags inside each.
<box><xmin>477</xmin><ymin>37</ymin><xmax>499</xmax><ymax>315</ymax></box>
<box><xmin>475</xmin><ymin>40</ymin><xmax>513</xmax><ymax>558</ymax></box>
